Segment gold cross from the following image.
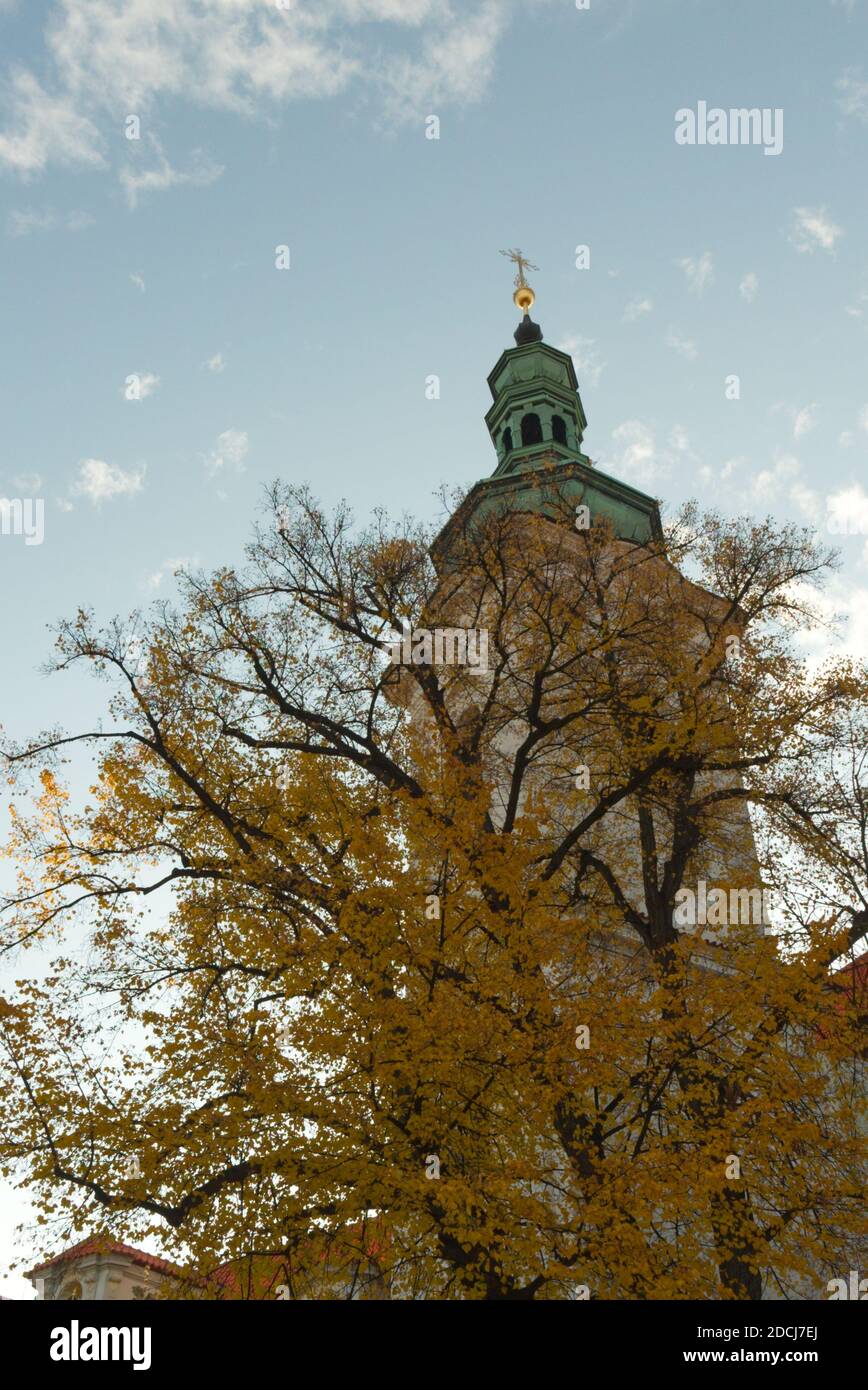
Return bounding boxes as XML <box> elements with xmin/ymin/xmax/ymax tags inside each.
<box><xmin>500</xmin><ymin>247</ymin><xmax>539</xmax><ymax>289</ymax></box>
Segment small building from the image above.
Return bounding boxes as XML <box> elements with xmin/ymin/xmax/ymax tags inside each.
<box><xmin>27</xmin><ymin>1238</ymin><xmax>179</xmax><ymax>1302</ymax></box>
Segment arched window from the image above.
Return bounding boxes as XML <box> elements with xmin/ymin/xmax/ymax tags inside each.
<box><xmin>59</xmin><ymin>1280</ymin><xmax>83</xmax><ymax>1301</ymax></box>
<box><xmin>551</xmin><ymin>414</ymin><xmax>567</xmax><ymax>445</ymax></box>
<box><xmin>502</xmin><ymin>427</ymin><xmax>513</xmax><ymax>454</ymax></box>
<box><xmin>521</xmin><ymin>413</ymin><xmax>543</xmax><ymax>446</ymax></box>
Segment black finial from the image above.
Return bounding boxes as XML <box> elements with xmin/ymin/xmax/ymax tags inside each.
<box><xmin>514</xmin><ymin>315</ymin><xmax>543</xmax><ymax>346</ymax></box>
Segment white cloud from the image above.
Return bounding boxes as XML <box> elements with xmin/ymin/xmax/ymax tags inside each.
<box><xmin>790</xmin><ymin>480</ymin><xmax>821</xmax><ymax>519</ymax></box>
<box><xmin>66</xmin><ymin>208</ymin><xmax>94</xmax><ymax>231</ymax></box>
<box><xmin>145</xmin><ymin>555</ymin><xmax>198</xmax><ymax>591</ymax></box>
<box><xmin>623</xmin><ymin>295</ymin><xmax>653</xmax><ymax>322</ymax></box>
<box><xmin>6</xmin><ymin>207</ymin><xmax>54</xmax><ymax>236</ymax></box>
<box><xmin>859</xmin><ymin>405</ymin><xmax>868</xmax><ymax>433</ymax></box>
<box><xmin>748</xmin><ymin>453</ymin><xmax>819</xmax><ymax>521</ymax></box>
<box><xmin>826</xmin><ymin>482</ymin><xmax>868</xmax><ymax>534</ymax></box>
<box><xmin>120</xmin><ymin>135</ymin><xmax>223</xmax><ymax>208</ymax></box>
<box><xmin>7</xmin><ymin>206</ymin><xmax>94</xmax><ymax>235</ymax></box>
<box><xmin>739</xmin><ymin>272</ymin><xmax>759</xmax><ymax>303</ymax></box>
<box><xmin>72</xmin><ymin>459</ymin><xmax>146</xmax><ymax>504</ymax></box>
<box><xmin>378</xmin><ymin>1</ymin><xmax>506</xmax><ymax>122</ymax></box>
<box><xmin>609</xmin><ymin>420</ymin><xmax>657</xmax><ymax>482</ymax></box>
<box><xmin>130</xmin><ymin>272</ymin><xmax>146</xmax><ymax>293</ymax></box>
<box><xmin>0</xmin><ymin>1</ymin><xmax>511</xmax><ymax>182</ymax></box>
<box><xmin>676</xmin><ymin>252</ymin><xmax>714</xmax><ymax>296</ymax></box>
<box><xmin>664</xmin><ymin>327</ymin><xmax>697</xmax><ymax>360</ymax></box>
<box><xmin>788</xmin><ymin>206</ymin><xmax>843</xmax><ymax>254</ymax></box>
<box><xmin>845</xmin><ymin>288</ymin><xmax>868</xmax><ymax>317</ymax></box>
<box><xmin>791</xmin><ymin>572</ymin><xmax>868</xmax><ymax>673</ymax></box>
<box><xmin>0</xmin><ymin>71</ymin><xmax>104</xmax><ymax>173</ymax></box>
<box><xmin>12</xmin><ymin>471</ymin><xmax>42</xmax><ymax>492</ymax></box>
<box><xmin>836</xmin><ymin>67</ymin><xmax>868</xmax><ymax>121</ymax></box>
<box><xmin>19</xmin><ymin>3</ymin><xmax>358</xmax><ymax>123</ymax></box>
<box><xmin>750</xmin><ymin>454</ymin><xmax>800</xmax><ymax>505</ymax></box>
<box><xmin>557</xmin><ymin>334</ymin><xmax>605</xmax><ymax>387</ymax></box>
<box><xmin>205</xmin><ymin>428</ymin><xmax>249</xmax><ymax>476</ymax></box>
<box><xmin>122</xmin><ymin>371</ymin><xmax>160</xmax><ymax>402</ymax></box>
<box><xmin>690</xmin><ymin>455</ymin><xmax>742</xmax><ymax>490</ymax></box>
<box><xmin>602</xmin><ymin>419</ymin><xmax>693</xmax><ymax>487</ymax></box>
<box><xmin>793</xmin><ymin>404</ymin><xmax>818</xmax><ymax>440</ymax></box>
<box><xmin>205</xmin><ymin>352</ymin><xmax>226</xmax><ymax>374</ymax></box>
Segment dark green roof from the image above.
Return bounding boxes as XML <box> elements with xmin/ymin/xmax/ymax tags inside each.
<box><xmin>431</xmin><ymin>456</ymin><xmax>663</xmax><ymax>570</ymax></box>
<box><xmin>432</xmin><ymin>325</ymin><xmax>663</xmax><ymax>569</ymax></box>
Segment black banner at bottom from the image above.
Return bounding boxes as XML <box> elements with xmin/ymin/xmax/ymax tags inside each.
<box><xmin>3</xmin><ymin>1295</ymin><xmax>862</xmax><ymax>1377</ymax></box>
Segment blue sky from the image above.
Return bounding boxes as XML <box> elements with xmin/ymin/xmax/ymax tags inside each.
<box><xmin>1</xmin><ymin>0</ymin><xmax>868</xmax><ymax>1296</ymax></box>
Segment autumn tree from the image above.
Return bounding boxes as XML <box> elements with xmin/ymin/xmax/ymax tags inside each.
<box><xmin>1</xmin><ymin>482</ymin><xmax>865</xmax><ymax>1300</ymax></box>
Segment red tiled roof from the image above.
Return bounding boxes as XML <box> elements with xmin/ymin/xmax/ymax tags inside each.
<box><xmin>26</xmin><ymin>1221</ymin><xmax>388</xmax><ymax>1292</ymax></box>
<box><xmin>211</xmin><ymin>1222</ymin><xmax>389</xmax><ymax>1294</ymax></box>
<box><xmin>834</xmin><ymin>950</ymin><xmax>868</xmax><ymax>991</ymax></box>
<box><xmin>827</xmin><ymin>950</ymin><xmax>868</xmax><ymax>1054</ymax></box>
<box><xmin>26</xmin><ymin>1236</ymin><xmax>181</xmax><ymax>1280</ymax></box>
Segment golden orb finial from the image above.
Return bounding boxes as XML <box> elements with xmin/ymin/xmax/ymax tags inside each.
<box><xmin>500</xmin><ymin>246</ymin><xmax>539</xmax><ymax>315</ymax></box>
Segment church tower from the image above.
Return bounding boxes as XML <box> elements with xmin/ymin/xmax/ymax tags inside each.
<box><xmin>414</xmin><ymin>257</ymin><xmax>768</xmax><ymax>947</ymax></box>
<box><xmin>432</xmin><ymin>251</ymin><xmax>661</xmax><ymax>571</ymax></box>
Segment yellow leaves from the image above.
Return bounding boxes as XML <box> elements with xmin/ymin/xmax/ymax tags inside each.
<box><xmin>0</xmin><ymin>503</ymin><xmax>865</xmax><ymax>1299</ymax></box>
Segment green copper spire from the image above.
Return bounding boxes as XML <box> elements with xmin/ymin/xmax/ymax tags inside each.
<box><xmin>430</xmin><ymin>269</ymin><xmax>664</xmax><ymax>571</ymax></box>
<box><xmin>485</xmin><ymin>334</ymin><xmax>587</xmax><ymax>473</ymax></box>
<box><xmin>488</xmin><ymin>250</ymin><xmax>588</xmax><ymax>470</ymax></box>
